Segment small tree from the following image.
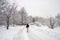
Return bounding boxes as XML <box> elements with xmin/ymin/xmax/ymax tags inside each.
<box><xmin>33</xmin><ymin>17</ymin><xmax>35</xmax><ymax>23</ymax></box>
<box><xmin>49</xmin><ymin>17</ymin><xmax>55</xmax><ymax>29</ymax></box>
<box><xmin>55</xmin><ymin>13</ymin><xmax>60</xmax><ymax>26</ymax></box>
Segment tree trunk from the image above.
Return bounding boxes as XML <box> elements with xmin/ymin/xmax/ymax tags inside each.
<box><xmin>6</xmin><ymin>16</ymin><xmax>9</xmax><ymax>30</ymax></box>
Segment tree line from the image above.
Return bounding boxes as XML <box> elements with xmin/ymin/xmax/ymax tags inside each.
<box><xmin>0</xmin><ymin>0</ymin><xmax>60</xmax><ymax>29</ymax></box>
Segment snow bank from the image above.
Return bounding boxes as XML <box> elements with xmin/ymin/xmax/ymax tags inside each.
<box><xmin>29</xmin><ymin>25</ymin><xmax>60</xmax><ymax>40</ymax></box>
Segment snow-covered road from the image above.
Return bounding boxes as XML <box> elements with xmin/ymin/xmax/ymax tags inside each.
<box><xmin>0</xmin><ymin>25</ymin><xmax>60</xmax><ymax>40</ymax></box>
<box><xmin>13</xmin><ymin>25</ymin><xmax>60</xmax><ymax>40</ymax></box>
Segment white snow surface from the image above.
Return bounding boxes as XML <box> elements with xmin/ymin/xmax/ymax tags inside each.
<box><xmin>0</xmin><ymin>25</ymin><xmax>60</xmax><ymax>40</ymax></box>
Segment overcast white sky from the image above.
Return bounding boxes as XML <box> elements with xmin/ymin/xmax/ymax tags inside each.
<box><xmin>9</xmin><ymin>0</ymin><xmax>60</xmax><ymax>18</ymax></box>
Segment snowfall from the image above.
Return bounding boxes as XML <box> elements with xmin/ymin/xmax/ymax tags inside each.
<box><xmin>0</xmin><ymin>24</ymin><xmax>60</xmax><ymax>40</ymax></box>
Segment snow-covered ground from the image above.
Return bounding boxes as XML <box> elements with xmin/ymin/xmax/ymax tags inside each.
<box><xmin>0</xmin><ymin>25</ymin><xmax>60</xmax><ymax>40</ymax></box>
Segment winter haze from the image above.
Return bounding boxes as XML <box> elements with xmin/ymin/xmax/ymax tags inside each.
<box><xmin>9</xmin><ymin>0</ymin><xmax>60</xmax><ymax>17</ymax></box>
<box><xmin>0</xmin><ymin>0</ymin><xmax>60</xmax><ymax>40</ymax></box>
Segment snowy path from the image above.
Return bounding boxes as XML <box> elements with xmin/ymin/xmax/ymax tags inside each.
<box><xmin>0</xmin><ymin>25</ymin><xmax>60</xmax><ymax>40</ymax></box>
<box><xmin>13</xmin><ymin>25</ymin><xmax>60</xmax><ymax>40</ymax></box>
<box><xmin>13</xmin><ymin>26</ymin><xmax>30</xmax><ymax>40</ymax></box>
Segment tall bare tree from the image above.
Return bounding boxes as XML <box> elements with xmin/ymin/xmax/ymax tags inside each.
<box><xmin>4</xmin><ymin>2</ymin><xmax>17</xmax><ymax>29</ymax></box>
<box><xmin>11</xmin><ymin>3</ymin><xmax>17</xmax><ymax>26</ymax></box>
<box><xmin>5</xmin><ymin>6</ymin><xmax>13</xmax><ymax>29</ymax></box>
<box><xmin>20</xmin><ymin>7</ymin><xmax>27</xmax><ymax>25</ymax></box>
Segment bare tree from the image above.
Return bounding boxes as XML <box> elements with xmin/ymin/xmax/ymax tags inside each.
<box><xmin>26</xmin><ymin>16</ymin><xmax>33</xmax><ymax>24</ymax></box>
<box><xmin>4</xmin><ymin>4</ymin><xmax>16</xmax><ymax>29</ymax></box>
<box><xmin>20</xmin><ymin>7</ymin><xmax>27</xmax><ymax>25</ymax></box>
<box><xmin>55</xmin><ymin>13</ymin><xmax>60</xmax><ymax>26</ymax></box>
<box><xmin>0</xmin><ymin>0</ymin><xmax>18</xmax><ymax>27</ymax></box>
<box><xmin>33</xmin><ymin>17</ymin><xmax>35</xmax><ymax>23</ymax></box>
<box><xmin>49</xmin><ymin>17</ymin><xmax>56</xmax><ymax>29</ymax></box>
<box><xmin>0</xmin><ymin>0</ymin><xmax>11</xmax><ymax>29</ymax></box>
<box><xmin>0</xmin><ymin>0</ymin><xmax>7</xmax><ymax>25</ymax></box>
<box><xmin>5</xmin><ymin>6</ymin><xmax>12</xmax><ymax>29</ymax></box>
<box><xmin>11</xmin><ymin>3</ymin><xmax>17</xmax><ymax>26</ymax></box>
